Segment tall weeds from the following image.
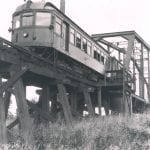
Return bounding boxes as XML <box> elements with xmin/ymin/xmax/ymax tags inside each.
<box><xmin>5</xmin><ymin>113</ymin><xmax>150</xmax><ymax>150</ymax></box>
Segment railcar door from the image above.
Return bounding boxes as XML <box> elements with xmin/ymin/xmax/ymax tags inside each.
<box><xmin>62</xmin><ymin>22</ymin><xmax>69</xmax><ymax>51</ymax></box>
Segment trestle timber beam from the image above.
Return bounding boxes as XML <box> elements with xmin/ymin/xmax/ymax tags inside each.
<box><xmin>97</xmin><ymin>87</ymin><xmax>102</xmax><ymax>115</ymax></box>
<box><xmin>40</xmin><ymin>85</ymin><xmax>50</xmax><ymax>115</ymax></box>
<box><xmin>14</xmin><ymin>78</ymin><xmax>33</xmax><ymax>144</ymax></box>
<box><xmin>0</xmin><ymin>36</ymin><xmax>100</xmax><ymax>88</ymax></box>
<box><xmin>7</xmin><ymin>118</ymin><xmax>19</xmax><ymax>130</ymax></box>
<box><xmin>4</xmin><ymin>91</ymin><xmax>11</xmax><ymax>119</ymax></box>
<box><xmin>0</xmin><ymin>65</ymin><xmax>29</xmax><ymax>95</ymax></box>
<box><xmin>70</xmin><ymin>89</ymin><xmax>77</xmax><ymax>115</ymax></box>
<box><xmin>57</xmin><ymin>83</ymin><xmax>73</xmax><ymax>128</ymax></box>
<box><xmin>51</xmin><ymin>96</ymin><xmax>58</xmax><ymax>117</ymax></box>
<box><xmin>82</xmin><ymin>87</ymin><xmax>95</xmax><ymax>116</ymax></box>
<box><xmin>29</xmin><ymin>63</ymin><xmax>100</xmax><ymax>88</ymax></box>
<box><xmin>0</xmin><ymin>77</ymin><xmax>7</xmax><ymax>144</ymax></box>
<box><xmin>103</xmin><ymin>98</ymin><xmax>110</xmax><ymax>115</ymax></box>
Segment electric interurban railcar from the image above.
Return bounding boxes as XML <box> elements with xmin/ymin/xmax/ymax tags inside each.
<box><xmin>11</xmin><ymin>1</ymin><xmax>109</xmax><ymax>76</ymax></box>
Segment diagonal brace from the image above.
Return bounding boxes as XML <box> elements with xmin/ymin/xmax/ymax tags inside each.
<box><xmin>0</xmin><ymin>66</ymin><xmax>29</xmax><ymax>95</ymax></box>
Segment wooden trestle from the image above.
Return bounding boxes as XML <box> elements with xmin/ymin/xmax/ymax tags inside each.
<box><xmin>0</xmin><ymin>35</ymin><xmax>146</xmax><ymax>145</ymax></box>
<box><xmin>0</xmin><ymin>37</ymin><xmax>102</xmax><ymax>144</ymax></box>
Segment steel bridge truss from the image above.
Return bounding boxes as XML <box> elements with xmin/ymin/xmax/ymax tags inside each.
<box><xmin>92</xmin><ymin>30</ymin><xmax>150</xmax><ymax>113</ymax></box>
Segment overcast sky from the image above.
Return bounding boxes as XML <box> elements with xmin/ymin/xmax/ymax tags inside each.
<box><xmin>1</xmin><ymin>0</ymin><xmax>150</xmax><ymax>43</ymax></box>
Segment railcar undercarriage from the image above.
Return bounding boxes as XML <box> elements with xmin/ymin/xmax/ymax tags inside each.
<box><xmin>29</xmin><ymin>46</ymin><xmax>104</xmax><ymax>82</ymax></box>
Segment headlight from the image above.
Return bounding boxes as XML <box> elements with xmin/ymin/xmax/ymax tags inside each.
<box><xmin>23</xmin><ymin>33</ymin><xmax>29</xmax><ymax>38</ymax></box>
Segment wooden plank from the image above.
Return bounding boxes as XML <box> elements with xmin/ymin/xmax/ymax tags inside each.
<box><xmin>57</xmin><ymin>83</ymin><xmax>73</xmax><ymax>127</ymax></box>
<box><xmin>51</xmin><ymin>95</ymin><xmax>58</xmax><ymax>114</ymax></box>
<box><xmin>97</xmin><ymin>87</ymin><xmax>102</xmax><ymax>115</ymax></box>
<box><xmin>83</xmin><ymin>88</ymin><xmax>94</xmax><ymax>116</ymax></box>
<box><xmin>14</xmin><ymin>78</ymin><xmax>33</xmax><ymax>144</ymax></box>
<box><xmin>103</xmin><ymin>99</ymin><xmax>110</xmax><ymax>116</ymax></box>
<box><xmin>4</xmin><ymin>91</ymin><xmax>11</xmax><ymax>119</ymax></box>
<box><xmin>37</xmin><ymin>87</ymin><xmax>58</xmax><ymax>121</ymax></box>
<box><xmin>41</xmin><ymin>85</ymin><xmax>50</xmax><ymax>114</ymax></box>
<box><xmin>28</xmin><ymin>63</ymin><xmax>100</xmax><ymax>88</ymax></box>
<box><xmin>0</xmin><ymin>77</ymin><xmax>7</xmax><ymax>144</ymax></box>
<box><xmin>7</xmin><ymin>118</ymin><xmax>19</xmax><ymax>130</ymax></box>
<box><xmin>70</xmin><ymin>90</ymin><xmax>81</xmax><ymax>117</ymax></box>
<box><xmin>0</xmin><ymin>66</ymin><xmax>29</xmax><ymax>95</ymax></box>
<box><xmin>70</xmin><ymin>90</ymin><xmax>77</xmax><ymax>112</ymax></box>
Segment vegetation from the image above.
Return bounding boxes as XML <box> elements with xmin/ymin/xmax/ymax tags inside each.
<box><xmin>2</xmin><ymin>113</ymin><xmax>150</xmax><ymax>150</ymax></box>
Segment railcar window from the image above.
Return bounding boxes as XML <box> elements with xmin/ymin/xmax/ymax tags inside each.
<box><xmin>22</xmin><ymin>13</ymin><xmax>33</xmax><ymax>26</ymax></box>
<box><xmin>13</xmin><ymin>15</ymin><xmax>20</xmax><ymax>29</ymax></box>
<box><xmin>87</xmin><ymin>42</ymin><xmax>92</xmax><ymax>56</ymax></box>
<box><xmin>76</xmin><ymin>33</ymin><xmax>81</xmax><ymax>49</ymax></box>
<box><xmin>94</xmin><ymin>50</ymin><xmax>97</xmax><ymax>59</ymax></box>
<box><xmin>101</xmin><ymin>55</ymin><xmax>105</xmax><ymax>64</ymax></box>
<box><xmin>93</xmin><ymin>47</ymin><xmax>97</xmax><ymax>59</ymax></box>
<box><xmin>55</xmin><ymin>17</ymin><xmax>62</xmax><ymax>35</ymax></box>
<box><xmin>82</xmin><ymin>38</ymin><xmax>87</xmax><ymax>53</ymax></box>
<box><xmin>97</xmin><ymin>51</ymin><xmax>101</xmax><ymax>62</ymax></box>
<box><xmin>36</xmin><ymin>12</ymin><xmax>51</xmax><ymax>26</ymax></box>
<box><xmin>70</xmin><ymin>28</ymin><xmax>75</xmax><ymax>44</ymax></box>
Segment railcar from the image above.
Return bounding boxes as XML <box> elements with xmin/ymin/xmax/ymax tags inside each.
<box><xmin>11</xmin><ymin>0</ymin><xmax>109</xmax><ymax>79</ymax></box>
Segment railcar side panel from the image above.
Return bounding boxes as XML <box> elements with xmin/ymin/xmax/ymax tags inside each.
<box><xmin>69</xmin><ymin>44</ymin><xmax>105</xmax><ymax>74</ymax></box>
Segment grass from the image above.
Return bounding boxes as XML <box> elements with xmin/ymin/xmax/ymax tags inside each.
<box><xmin>2</xmin><ymin>113</ymin><xmax>150</xmax><ymax>150</ymax></box>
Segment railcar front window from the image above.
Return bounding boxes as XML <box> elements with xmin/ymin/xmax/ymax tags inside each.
<box><xmin>13</xmin><ymin>15</ymin><xmax>20</xmax><ymax>29</ymax></box>
<box><xmin>36</xmin><ymin>12</ymin><xmax>51</xmax><ymax>26</ymax></box>
<box><xmin>22</xmin><ymin>13</ymin><xmax>33</xmax><ymax>26</ymax></box>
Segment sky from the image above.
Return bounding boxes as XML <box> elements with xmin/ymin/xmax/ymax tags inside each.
<box><xmin>1</xmin><ymin>0</ymin><xmax>150</xmax><ymax>43</ymax></box>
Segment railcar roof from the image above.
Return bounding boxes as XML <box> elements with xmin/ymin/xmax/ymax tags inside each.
<box><xmin>15</xmin><ymin>1</ymin><xmax>58</xmax><ymax>12</ymax></box>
